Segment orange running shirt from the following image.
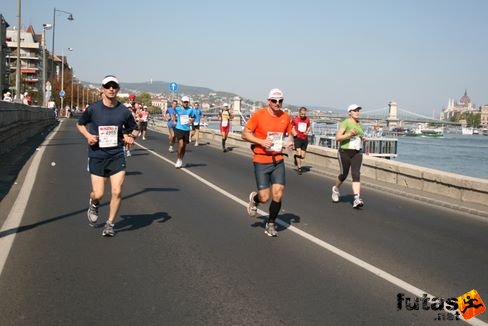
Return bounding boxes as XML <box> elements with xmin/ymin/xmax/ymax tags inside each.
<box><xmin>245</xmin><ymin>107</ymin><xmax>292</xmax><ymax>164</ymax></box>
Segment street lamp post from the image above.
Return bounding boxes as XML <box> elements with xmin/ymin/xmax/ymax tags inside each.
<box><xmin>71</xmin><ymin>74</ymin><xmax>75</xmax><ymax>110</ymax></box>
<box><xmin>42</xmin><ymin>23</ymin><xmax>52</xmax><ymax>107</ymax></box>
<box><xmin>77</xmin><ymin>82</ymin><xmax>80</xmax><ymax>110</ymax></box>
<box><xmin>14</xmin><ymin>0</ymin><xmax>21</xmax><ymax>101</ymax></box>
<box><xmin>51</xmin><ymin>8</ymin><xmax>74</xmax><ymax>79</ymax></box>
<box><xmin>60</xmin><ymin>47</ymin><xmax>73</xmax><ymax>117</ymax></box>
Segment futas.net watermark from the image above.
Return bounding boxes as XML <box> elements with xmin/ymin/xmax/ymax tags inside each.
<box><xmin>397</xmin><ymin>290</ymin><xmax>485</xmax><ymax>321</ymax></box>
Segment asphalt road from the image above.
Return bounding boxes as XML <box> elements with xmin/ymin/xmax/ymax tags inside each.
<box><xmin>0</xmin><ymin>119</ymin><xmax>487</xmax><ymax>326</ymax></box>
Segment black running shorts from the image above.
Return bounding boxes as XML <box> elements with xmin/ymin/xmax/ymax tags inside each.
<box><xmin>88</xmin><ymin>156</ymin><xmax>126</xmax><ymax>177</ymax></box>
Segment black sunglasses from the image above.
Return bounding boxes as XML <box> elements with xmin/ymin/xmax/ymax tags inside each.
<box><xmin>103</xmin><ymin>82</ymin><xmax>119</xmax><ymax>89</ymax></box>
<box><xmin>270</xmin><ymin>99</ymin><xmax>284</xmax><ymax>104</ymax></box>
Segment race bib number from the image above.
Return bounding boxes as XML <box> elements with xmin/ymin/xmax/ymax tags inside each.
<box><xmin>350</xmin><ymin>136</ymin><xmax>361</xmax><ymax>150</ymax></box>
<box><xmin>98</xmin><ymin>126</ymin><xmax>118</xmax><ymax>148</ymax></box>
<box><xmin>221</xmin><ymin>120</ymin><xmax>228</xmax><ymax>127</ymax></box>
<box><xmin>180</xmin><ymin>115</ymin><xmax>190</xmax><ymax>125</ymax></box>
<box><xmin>298</xmin><ymin>122</ymin><xmax>307</xmax><ymax>133</ymax></box>
<box><xmin>267</xmin><ymin>132</ymin><xmax>283</xmax><ymax>152</ymax></box>
<box><xmin>193</xmin><ymin>121</ymin><xmax>200</xmax><ymax>126</ymax></box>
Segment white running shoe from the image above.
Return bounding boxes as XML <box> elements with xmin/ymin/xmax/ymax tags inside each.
<box><xmin>126</xmin><ymin>150</ymin><xmax>131</xmax><ymax>157</ymax></box>
<box><xmin>175</xmin><ymin>159</ymin><xmax>183</xmax><ymax>169</ymax></box>
<box><xmin>264</xmin><ymin>222</ymin><xmax>278</xmax><ymax>237</ymax></box>
<box><xmin>194</xmin><ymin>142</ymin><xmax>199</xmax><ymax>146</ymax></box>
<box><xmin>102</xmin><ymin>222</ymin><xmax>115</xmax><ymax>237</ymax></box>
<box><xmin>331</xmin><ymin>186</ymin><xmax>340</xmax><ymax>203</ymax></box>
<box><xmin>247</xmin><ymin>191</ymin><xmax>258</xmax><ymax>217</ymax></box>
<box><xmin>169</xmin><ymin>146</ymin><xmax>174</xmax><ymax>153</ymax></box>
<box><xmin>87</xmin><ymin>198</ymin><xmax>99</xmax><ymax>225</ymax></box>
<box><xmin>353</xmin><ymin>196</ymin><xmax>364</xmax><ymax>209</ymax></box>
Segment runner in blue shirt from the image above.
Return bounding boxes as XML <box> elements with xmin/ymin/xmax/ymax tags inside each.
<box><xmin>173</xmin><ymin>96</ymin><xmax>195</xmax><ymax>168</ymax></box>
<box><xmin>191</xmin><ymin>101</ymin><xmax>203</xmax><ymax>146</ymax></box>
<box><xmin>165</xmin><ymin>99</ymin><xmax>177</xmax><ymax>152</ymax></box>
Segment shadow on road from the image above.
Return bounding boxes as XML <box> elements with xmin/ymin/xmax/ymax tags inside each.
<box><xmin>0</xmin><ymin>187</ymin><xmax>178</xmax><ymax>238</ymax></box>
<box><xmin>116</xmin><ymin>211</ymin><xmax>172</xmax><ymax>233</ymax></box>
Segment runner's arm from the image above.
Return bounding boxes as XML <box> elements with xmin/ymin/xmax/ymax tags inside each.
<box><xmin>242</xmin><ymin>127</ymin><xmax>273</xmax><ymax>149</ymax></box>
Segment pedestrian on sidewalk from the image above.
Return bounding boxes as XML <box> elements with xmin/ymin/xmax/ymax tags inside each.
<box><xmin>242</xmin><ymin>88</ymin><xmax>293</xmax><ymax>237</ymax></box>
<box><xmin>331</xmin><ymin>104</ymin><xmax>367</xmax><ymax>208</ymax></box>
<box><xmin>77</xmin><ymin>75</ymin><xmax>138</xmax><ymax>237</ymax></box>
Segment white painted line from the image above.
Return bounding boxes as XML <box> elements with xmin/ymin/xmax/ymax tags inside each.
<box><xmin>0</xmin><ymin>121</ymin><xmax>63</xmax><ymax>277</ymax></box>
<box><xmin>138</xmin><ymin>142</ymin><xmax>487</xmax><ymax>325</ymax></box>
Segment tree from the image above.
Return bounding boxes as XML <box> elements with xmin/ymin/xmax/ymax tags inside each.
<box><xmin>137</xmin><ymin>92</ymin><xmax>152</xmax><ymax>107</ymax></box>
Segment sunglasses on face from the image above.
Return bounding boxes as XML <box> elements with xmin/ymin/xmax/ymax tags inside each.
<box><xmin>351</xmin><ymin>109</ymin><xmax>360</xmax><ymax>112</ymax></box>
<box><xmin>103</xmin><ymin>83</ymin><xmax>119</xmax><ymax>89</ymax></box>
<box><xmin>270</xmin><ymin>99</ymin><xmax>284</xmax><ymax>104</ymax></box>
<box><xmin>182</xmin><ymin>101</ymin><xmax>189</xmax><ymax>104</ymax></box>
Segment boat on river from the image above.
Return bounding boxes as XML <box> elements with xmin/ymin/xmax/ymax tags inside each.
<box><xmin>462</xmin><ymin>127</ymin><xmax>474</xmax><ymax>135</ymax></box>
<box><xmin>405</xmin><ymin>123</ymin><xmax>443</xmax><ymax>137</ymax></box>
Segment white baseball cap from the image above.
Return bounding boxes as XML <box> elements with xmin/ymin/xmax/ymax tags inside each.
<box><xmin>181</xmin><ymin>96</ymin><xmax>190</xmax><ymax>102</ymax></box>
<box><xmin>223</xmin><ymin>103</ymin><xmax>229</xmax><ymax>107</ymax></box>
<box><xmin>347</xmin><ymin>104</ymin><xmax>362</xmax><ymax>112</ymax></box>
<box><xmin>268</xmin><ymin>88</ymin><xmax>284</xmax><ymax>100</ymax></box>
<box><xmin>102</xmin><ymin>75</ymin><xmax>119</xmax><ymax>86</ymax></box>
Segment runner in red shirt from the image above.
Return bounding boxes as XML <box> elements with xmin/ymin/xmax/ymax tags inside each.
<box><xmin>291</xmin><ymin>107</ymin><xmax>311</xmax><ymax>175</ymax></box>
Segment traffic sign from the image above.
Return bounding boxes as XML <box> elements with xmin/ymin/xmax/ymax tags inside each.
<box><xmin>169</xmin><ymin>82</ymin><xmax>178</xmax><ymax>92</ymax></box>
<box><xmin>59</xmin><ymin>90</ymin><xmax>65</xmax><ymax>97</ymax></box>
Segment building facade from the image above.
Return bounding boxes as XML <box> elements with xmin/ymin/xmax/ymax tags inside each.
<box><xmin>440</xmin><ymin>89</ymin><xmax>478</xmax><ymax>121</ymax></box>
<box><xmin>6</xmin><ymin>25</ymin><xmax>42</xmax><ymax>97</ymax></box>
<box><xmin>481</xmin><ymin>105</ymin><xmax>488</xmax><ymax>128</ymax></box>
<box><xmin>0</xmin><ymin>15</ymin><xmax>10</xmax><ymax>94</ymax></box>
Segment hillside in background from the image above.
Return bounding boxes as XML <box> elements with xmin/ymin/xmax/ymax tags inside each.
<box><xmin>117</xmin><ymin>81</ymin><xmax>239</xmax><ymax>99</ymax></box>
<box><xmin>84</xmin><ymin>80</ymin><xmax>339</xmax><ymax>112</ymax></box>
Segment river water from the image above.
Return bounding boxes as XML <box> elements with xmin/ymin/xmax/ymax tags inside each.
<box><xmin>394</xmin><ymin>134</ymin><xmax>488</xmax><ymax>179</ymax></box>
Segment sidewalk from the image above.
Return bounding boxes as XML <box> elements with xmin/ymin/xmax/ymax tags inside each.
<box><xmin>0</xmin><ymin>126</ymin><xmax>52</xmax><ymax>228</ymax></box>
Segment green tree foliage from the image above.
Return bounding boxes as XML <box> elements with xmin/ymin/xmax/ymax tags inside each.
<box><xmin>450</xmin><ymin>111</ymin><xmax>481</xmax><ymax>127</ymax></box>
<box><xmin>137</xmin><ymin>92</ymin><xmax>152</xmax><ymax>107</ymax></box>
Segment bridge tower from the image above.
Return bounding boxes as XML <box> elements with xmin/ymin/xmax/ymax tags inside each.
<box><xmin>386</xmin><ymin>101</ymin><xmax>400</xmax><ymax>129</ymax></box>
<box><xmin>232</xmin><ymin>96</ymin><xmax>243</xmax><ymax>128</ymax></box>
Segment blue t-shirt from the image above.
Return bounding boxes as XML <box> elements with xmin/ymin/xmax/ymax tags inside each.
<box><xmin>193</xmin><ymin>108</ymin><xmax>202</xmax><ymax>125</ymax></box>
<box><xmin>166</xmin><ymin>107</ymin><xmax>176</xmax><ymax>128</ymax></box>
<box><xmin>175</xmin><ymin>106</ymin><xmax>195</xmax><ymax>131</ymax></box>
<box><xmin>78</xmin><ymin>101</ymin><xmax>137</xmax><ymax>158</ymax></box>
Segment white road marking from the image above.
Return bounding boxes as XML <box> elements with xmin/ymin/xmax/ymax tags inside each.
<box><xmin>0</xmin><ymin>121</ymin><xmax>62</xmax><ymax>277</ymax></box>
<box><xmin>138</xmin><ymin>142</ymin><xmax>487</xmax><ymax>326</ymax></box>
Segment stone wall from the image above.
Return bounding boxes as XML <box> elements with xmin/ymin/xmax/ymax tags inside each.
<box><xmin>0</xmin><ymin>102</ymin><xmax>56</xmax><ymax>156</ymax></box>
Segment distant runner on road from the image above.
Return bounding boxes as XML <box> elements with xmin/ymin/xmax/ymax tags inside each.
<box><xmin>291</xmin><ymin>106</ymin><xmax>311</xmax><ymax>175</ymax></box>
<box><xmin>173</xmin><ymin>96</ymin><xmax>195</xmax><ymax>168</ymax></box>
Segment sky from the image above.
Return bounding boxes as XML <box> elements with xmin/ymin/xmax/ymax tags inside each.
<box><xmin>3</xmin><ymin>0</ymin><xmax>488</xmax><ymax>115</ymax></box>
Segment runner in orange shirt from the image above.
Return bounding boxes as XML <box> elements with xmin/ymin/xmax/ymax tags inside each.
<box><xmin>242</xmin><ymin>88</ymin><xmax>293</xmax><ymax>237</ymax></box>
